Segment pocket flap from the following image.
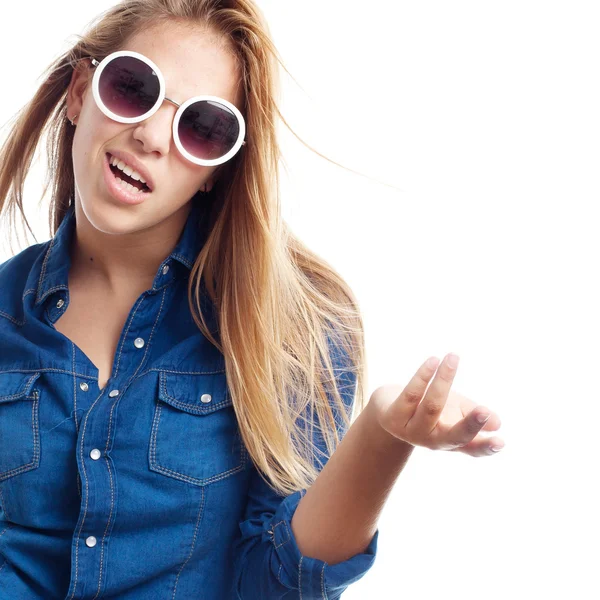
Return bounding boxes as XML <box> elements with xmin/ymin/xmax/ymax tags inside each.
<box><xmin>158</xmin><ymin>371</ymin><xmax>232</xmax><ymax>415</ymax></box>
<box><xmin>0</xmin><ymin>372</ymin><xmax>41</xmax><ymax>405</ymax></box>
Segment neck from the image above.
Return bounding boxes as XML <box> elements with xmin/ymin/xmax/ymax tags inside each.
<box><xmin>68</xmin><ymin>199</ymin><xmax>192</xmax><ymax>296</ymax></box>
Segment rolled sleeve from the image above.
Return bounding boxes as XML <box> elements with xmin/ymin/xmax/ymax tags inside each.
<box><xmin>233</xmin><ymin>479</ymin><xmax>378</xmax><ymax>600</ymax></box>
<box><xmin>232</xmin><ymin>328</ymin><xmax>378</xmax><ymax>599</ymax></box>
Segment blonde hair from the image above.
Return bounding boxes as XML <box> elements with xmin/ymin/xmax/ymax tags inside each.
<box><xmin>0</xmin><ymin>0</ymin><xmax>369</xmax><ymax>497</ymax></box>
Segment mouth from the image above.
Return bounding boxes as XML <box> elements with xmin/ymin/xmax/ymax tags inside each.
<box><xmin>106</xmin><ymin>152</ymin><xmax>153</xmax><ymax>194</ymax></box>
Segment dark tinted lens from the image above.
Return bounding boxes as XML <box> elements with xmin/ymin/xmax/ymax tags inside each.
<box><xmin>178</xmin><ymin>100</ymin><xmax>240</xmax><ymax>160</ymax></box>
<box><xmin>99</xmin><ymin>55</ymin><xmax>160</xmax><ymax>118</ymax></box>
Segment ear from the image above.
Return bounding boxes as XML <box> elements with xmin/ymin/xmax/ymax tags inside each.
<box><xmin>66</xmin><ymin>58</ymin><xmax>94</xmax><ymax>122</ymax></box>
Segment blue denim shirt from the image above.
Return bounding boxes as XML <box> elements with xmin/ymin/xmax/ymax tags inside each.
<box><xmin>0</xmin><ymin>201</ymin><xmax>378</xmax><ymax>599</ymax></box>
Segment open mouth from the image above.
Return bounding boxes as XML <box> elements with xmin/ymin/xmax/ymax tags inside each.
<box><xmin>107</xmin><ymin>153</ymin><xmax>152</xmax><ymax>194</ymax></box>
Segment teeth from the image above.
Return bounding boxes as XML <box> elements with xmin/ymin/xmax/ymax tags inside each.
<box><xmin>115</xmin><ymin>176</ymin><xmax>146</xmax><ymax>194</ymax></box>
<box><xmin>110</xmin><ymin>154</ymin><xmax>147</xmax><ymax>184</ymax></box>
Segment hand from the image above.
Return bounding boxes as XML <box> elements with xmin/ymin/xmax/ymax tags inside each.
<box><xmin>368</xmin><ymin>353</ymin><xmax>504</xmax><ymax>457</ymax></box>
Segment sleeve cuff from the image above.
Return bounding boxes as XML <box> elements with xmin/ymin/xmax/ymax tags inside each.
<box><xmin>268</xmin><ymin>489</ymin><xmax>379</xmax><ymax>598</ymax></box>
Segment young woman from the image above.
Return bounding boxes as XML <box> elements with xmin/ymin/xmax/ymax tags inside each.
<box><xmin>0</xmin><ymin>1</ymin><xmax>504</xmax><ymax>598</ymax></box>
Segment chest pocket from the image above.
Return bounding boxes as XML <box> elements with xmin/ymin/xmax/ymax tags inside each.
<box><xmin>0</xmin><ymin>372</ymin><xmax>41</xmax><ymax>482</ymax></box>
<box><xmin>149</xmin><ymin>371</ymin><xmax>247</xmax><ymax>486</ymax></box>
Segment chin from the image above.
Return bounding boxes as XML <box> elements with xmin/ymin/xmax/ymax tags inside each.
<box><xmin>78</xmin><ymin>196</ymin><xmax>148</xmax><ymax>236</ymax></box>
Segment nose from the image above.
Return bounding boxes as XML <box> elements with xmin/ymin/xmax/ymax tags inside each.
<box><xmin>132</xmin><ymin>97</ymin><xmax>179</xmax><ymax>157</ymax></box>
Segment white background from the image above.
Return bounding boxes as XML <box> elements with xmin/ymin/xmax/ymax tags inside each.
<box><xmin>1</xmin><ymin>1</ymin><xmax>599</xmax><ymax>598</ymax></box>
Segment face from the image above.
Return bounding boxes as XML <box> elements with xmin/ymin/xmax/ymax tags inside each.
<box><xmin>66</xmin><ymin>21</ymin><xmax>242</xmax><ymax>237</ymax></box>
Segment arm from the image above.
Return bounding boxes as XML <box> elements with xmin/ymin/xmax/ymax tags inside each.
<box><xmin>290</xmin><ymin>398</ymin><xmax>413</xmax><ymax>565</ymax></box>
<box><xmin>232</xmin><ymin>333</ymin><xmax>384</xmax><ymax>599</ymax></box>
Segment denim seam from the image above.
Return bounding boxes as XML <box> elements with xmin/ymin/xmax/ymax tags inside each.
<box><xmin>272</xmin><ymin>520</ymin><xmax>290</xmax><ymax>549</ymax></box>
<box><xmin>113</xmin><ymin>293</ymin><xmax>147</xmax><ymax>377</ymax></box>
<box><xmin>42</xmin><ymin>284</ymin><xmax>68</xmax><ymax>296</ymax></box>
<box><xmin>67</xmin><ymin>387</ymin><xmax>105</xmax><ymax>600</ymax></box>
<box><xmin>149</xmin><ymin>403</ymin><xmax>245</xmax><ymax>485</ymax></box>
<box><xmin>36</xmin><ymin>240</ymin><xmax>55</xmax><ymax>305</ymax></box>
<box><xmin>70</xmin><ymin>344</ymin><xmax>82</xmax><ymax>499</ymax></box>
<box><xmin>0</xmin><ymin>391</ymin><xmax>40</xmax><ymax>482</ymax></box>
<box><xmin>299</xmin><ymin>555</ymin><xmax>304</xmax><ymax>599</ymax></box>
<box><xmin>91</xmin><ymin>447</ymin><xmax>116</xmax><ymax>600</ymax></box>
<box><xmin>90</xmin><ymin>310</ymin><xmax>166</xmax><ymax>599</ymax></box>
<box><xmin>321</xmin><ymin>562</ymin><xmax>328</xmax><ymax>599</ymax></box>
<box><xmin>0</xmin><ymin>372</ymin><xmax>39</xmax><ymax>401</ymax></box>
<box><xmin>170</xmin><ymin>252</ymin><xmax>193</xmax><ymax>269</ymax></box>
<box><xmin>0</xmin><ymin>368</ymin><xmax>97</xmax><ymax>380</ymax></box>
<box><xmin>160</xmin><ymin>372</ymin><xmax>231</xmax><ymax>413</ymax></box>
<box><xmin>137</xmin><ymin>367</ymin><xmax>227</xmax><ymax>378</ymax></box>
<box><xmin>0</xmin><ymin>288</ymin><xmax>39</xmax><ymax>326</ymax></box>
<box><xmin>0</xmin><ymin>310</ymin><xmax>23</xmax><ymax>326</ymax></box>
<box><xmin>172</xmin><ymin>486</ymin><xmax>205</xmax><ymax>599</ymax></box>
<box><xmin>134</xmin><ymin>288</ymin><xmax>167</xmax><ymax>380</ymax></box>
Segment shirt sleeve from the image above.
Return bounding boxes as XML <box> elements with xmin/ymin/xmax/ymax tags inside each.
<box><xmin>231</xmin><ymin>331</ymin><xmax>379</xmax><ymax>599</ymax></box>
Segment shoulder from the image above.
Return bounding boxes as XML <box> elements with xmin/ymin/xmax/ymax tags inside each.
<box><xmin>0</xmin><ymin>241</ymin><xmax>49</xmax><ymax>281</ymax></box>
<box><xmin>0</xmin><ymin>241</ymin><xmax>50</xmax><ymax>317</ymax></box>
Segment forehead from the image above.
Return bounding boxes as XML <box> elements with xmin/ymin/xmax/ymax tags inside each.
<box><xmin>123</xmin><ymin>22</ymin><xmax>243</xmax><ymax>110</ymax></box>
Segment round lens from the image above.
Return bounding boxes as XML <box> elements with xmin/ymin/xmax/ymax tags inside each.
<box><xmin>178</xmin><ymin>100</ymin><xmax>240</xmax><ymax>161</ymax></box>
<box><xmin>98</xmin><ymin>55</ymin><xmax>161</xmax><ymax>119</ymax></box>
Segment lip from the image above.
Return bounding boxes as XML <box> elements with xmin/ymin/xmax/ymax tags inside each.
<box><xmin>103</xmin><ymin>152</ymin><xmax>151</xmax><ymax>206</ymax></box>
<box><xmin>106</xmin><ymin>149</ymin><xmax>155</xmax><ymax>192</ymax></box>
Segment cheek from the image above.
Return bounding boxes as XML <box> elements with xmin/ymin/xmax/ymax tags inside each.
<box><xmin>72</xmin><ymin>118</ymin><xmax>121</xmax><ymax>167</ymax></box>
<box><xmin>177</xmin><ymin>161</ymin><xmax>211</xmax><ymax>192</ymax></box>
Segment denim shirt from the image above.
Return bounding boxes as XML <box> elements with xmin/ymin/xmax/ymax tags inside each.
<box><xmin>0</xmin><ymin>201</ymin><xmax>378</xmax><ymax>599</ymax></box>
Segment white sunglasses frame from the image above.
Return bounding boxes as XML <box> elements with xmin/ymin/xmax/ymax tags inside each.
<box><xmin>89</xmin><ymin>50</ymin><xmax>246</xmax><ymax>167</ymax></box>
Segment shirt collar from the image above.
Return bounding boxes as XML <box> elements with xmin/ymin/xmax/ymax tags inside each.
<box><xmin>35</xmin><ymin>200</ymin><xmax>209</xmax><ymax>307</ymax></box>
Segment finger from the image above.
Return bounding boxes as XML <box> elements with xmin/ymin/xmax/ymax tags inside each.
<box><xmin>383</xmin><ymin>356</ymin><xmax>439</xmax><ymax>432</ymax></box>
<box><xmin>451</xmin><ymin>434</ymin><xmax>505</xmax><ymax>457</ymax></box>
<box><xmin>480</xmin><ymin>412</ymin><xmax>502</xmax><ymax>432</ymax></box>
<box><xmin>406</xmin><ymin>353</ymin><xmax>458</xmax><ymax>437</ymax></box>
<box><xmin>457</xmin><ymin>398</ymin><xmax>502</xmax><ymax>432</ymax></box>
<box><xmin>442</xmin><ymin>407</ymin><xmax>494</xmax><ymax>448</ymax></box>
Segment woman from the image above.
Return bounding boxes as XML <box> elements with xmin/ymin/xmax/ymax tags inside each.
<box><xmin>0</xmin><ymin>0</ymin><xmax>504</xmax><ymax>598</ymax></box>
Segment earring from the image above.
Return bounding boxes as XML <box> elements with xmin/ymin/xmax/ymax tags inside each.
<box><xmin>69</xmin><ymin>114</ymin><xmax>78</xmax><ymax>126</ymax></box>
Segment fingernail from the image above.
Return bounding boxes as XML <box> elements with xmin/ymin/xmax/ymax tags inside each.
<box><xmin>447</xmin><ymin>353</ymin><xmax>460</xmax><ymax>368</ymax></box>
<box><xmin>476</xmin><ymin>413</ymin><xmax>490</xmax><ymax>424</ymax></box>
<box><xmin>426</xmin><ymin>356</ymin><xmax>440</xmax><ymax>369</ymax></box>
<box><xmin>490</xmin><ymin>445</ymin><xmax>503</xmax><ymax>452</ymax></box>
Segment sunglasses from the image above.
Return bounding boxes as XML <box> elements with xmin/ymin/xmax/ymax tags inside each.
<box><xmin>89</xmin><ymin>50</ymin><xmax>246</xmax><ymax>167</ymax></box>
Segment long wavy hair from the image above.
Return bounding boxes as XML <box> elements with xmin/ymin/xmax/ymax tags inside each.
<box><xmin>0</xmin><ymin>0</ymin><xmax>370</xmax><ymax>497</ymax></box>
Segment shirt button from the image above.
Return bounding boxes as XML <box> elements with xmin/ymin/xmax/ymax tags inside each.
<box><xmin>85</xmin><ymin>536</ymin><xmax>97</xmax><ymax>548</ymax></box>
<box><xmin>162</xmin><ymin>265</ymin><xmax>170</xmax><ymax>275</ymax></box>
<box><xmin>80</xmin><ymin>382</ymin><xmax>89</xmax><ymax>392</ymax></box>
<box><xmin>56</xmin><ymin>299</ymin><xmax>65</xmax><ymax>309</ymax></box>
<box><xmin>134</xmin><ymin>337</ymin><xmax>145</xmax><ymax>349</ymax></box>
<box><xmin>90</xmin><ymin>449</ymin><xmax>101</xmax><ymax>460</ymax></box>
<box><xmin>108</xmin><ymin>390</ymin><xmax>119</xmax><ymax>398</ymax></box>
<box><xmin>200</xmin><ymin>394</ymin><xmax>212</xmax><ymax>403</ymax></box>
